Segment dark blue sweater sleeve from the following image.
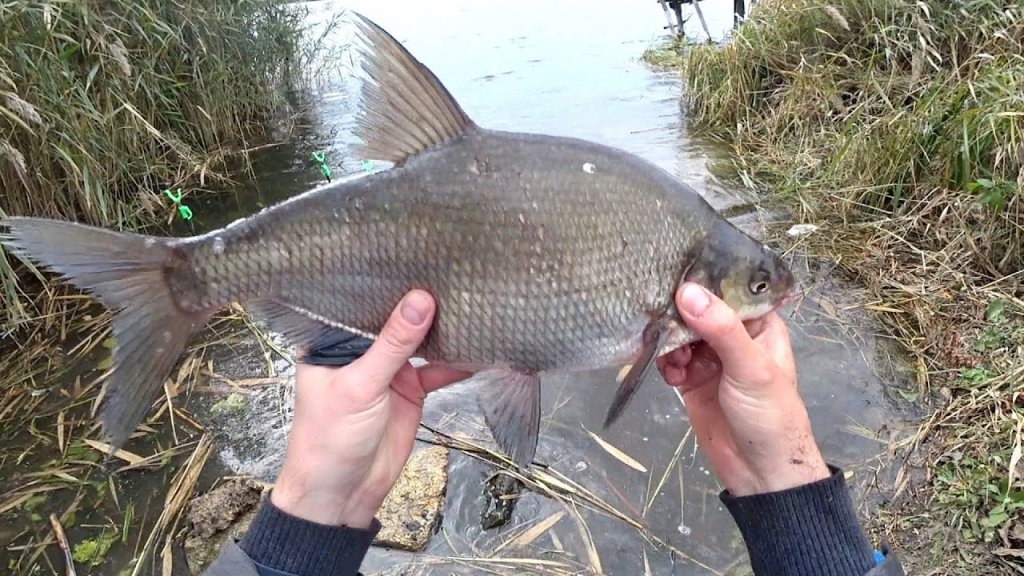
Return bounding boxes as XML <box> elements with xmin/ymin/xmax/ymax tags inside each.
<box><xmin>237</xmin><ymin>496</ymin><xmax>378</xmax><ymax>576</ymax></box>
<box><xmin>721</xmin><ymin>465</ymin><xmax>901</xmax><ymax>575</ymax></box>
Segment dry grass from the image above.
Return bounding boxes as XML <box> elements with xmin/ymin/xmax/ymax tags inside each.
<box><xmin>677</xmin><ymin>0</ymin><xmax>1024</xmax><ymax>572</ymax></box>
<box><xmin>0</xmin><ymin>283</ymin><xmax>259</xmax><ymax>574</ymax></box>
<box><xmin>0</xmin><ymin>0</ymin><xmax>343</xmax><ymax>326</ymax></box>
<box><xmin>0</xmin><ymin>5</ymin><xmax>346</xmax><ymax>568</ymax></box>
<box><xmin>407</xmin><ymin>423</ymin><xmax>725</xmax><ymax>575</ymax></box>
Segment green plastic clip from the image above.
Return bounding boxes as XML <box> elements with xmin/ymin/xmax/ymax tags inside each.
<box><xmin>312</xmin><ymin>151</ymin><xmax>332</xmax><ymax>182</ymax></box>
<box><xmin>162</xmin><ymin>188</ymin><xmax>192</xmax><ymax>221</ymax></box>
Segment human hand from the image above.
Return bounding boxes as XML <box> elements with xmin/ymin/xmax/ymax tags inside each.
<box><xmin>270</xmin><ymin>290</ymin><xmax>470</xmax><ymax>528</ymax></box>
<box><xmin>657</xmin><ymin>283</ymin><xmax>830</xmax><ymax>497</ymax></box>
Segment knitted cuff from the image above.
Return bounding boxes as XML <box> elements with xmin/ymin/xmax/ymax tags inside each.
<box><xmin>721</xmin><ymin>465</ymin><xmax>877</xmax><ymax>576</ymax></box>
<box><xmin>239</xmin><ymin>496</ymin><xmax>379</xmax><ymax>576</ymax></box>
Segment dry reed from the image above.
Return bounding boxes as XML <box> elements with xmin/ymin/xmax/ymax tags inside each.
<box><xmin>679</xmin><ymin>0</ymin><xmax>1024</xmax><ymax>571</ymax></box>
<box><xmin>0</xmin><ymin>0</ymin><xmax>339</xmax><ymax>326</ymax></box>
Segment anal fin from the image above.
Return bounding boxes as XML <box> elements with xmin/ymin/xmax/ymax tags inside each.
<box><xmin>476</xmin><ymin>369</ymin><xmax>542</xmax><ymax>469</ymax></box>
<box><xmin>602</xmin><ymin>318</ymin><xmax>671</xmax><ymax>429</ymax></box>
<box><xmin>245</xmin><ymin>298</ymin><xmax>374</xmax><ymax>366</ymax></box>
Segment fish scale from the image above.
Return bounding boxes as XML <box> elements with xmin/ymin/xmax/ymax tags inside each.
<box><xmin>0</xmin><ymin>12</ymin><xmax>795</xmax><ymax>468</ymax></box>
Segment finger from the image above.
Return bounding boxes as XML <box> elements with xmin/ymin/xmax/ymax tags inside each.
<box><xmin>677</xmin><ymin>367</ymin><xmax>736</xmax><ymax>467</ymax></box>
<box><xmin>348</xmin><ymin>290</ymin><xmax>436</xmax><ymax>394</ymax></box>
<box><xmin>656</xmin><ymin>346</ymin><xmax>692</xmax><ymax>372</ymax></box>
<box><xmin>674</xmin><ymin>283</ymin><xmax>768</xmax><ymax>386</ymax></box>
<box><xmin>658</xmin><ymin>361</ymin><xmax>687</xmax><ymax>387</ymax></box>
<box><xmin>742</xmin><ymin>316</ymin><xmax>768</xmax><ymax>339</ymax></box>
<box><xmin>749</xmin><ymin>312</ymin><xmax>797</xmax><ymax>382</ymax></box>
<box><xmin>680</xmin><ymin>389</ymin><xmax>752</xmax><ymax>494</ymax></box>
<box><xmin>750</xmin><ymin>312</ymin><xmax>789</xmax><ymax>348</ymax></box>
<box><xmin>657</xmin><ymin>346</ymin><xmax>692</xmax><ymax>387</ymax></box>
<box><xmin>677</xmin><ymin>344</ymin><xmax>722</xmax><ymax>395</ymax></box>
<box><xmin>669</xmin><ymin>345</ymin><xmax>693</xmax><ymax>367</ymax></box>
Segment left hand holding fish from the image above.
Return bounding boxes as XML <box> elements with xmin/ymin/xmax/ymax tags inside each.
<box><xmin>270</xmin><ymin>290</ymin><xmax>470</xmax><ymax>528</ymax></box>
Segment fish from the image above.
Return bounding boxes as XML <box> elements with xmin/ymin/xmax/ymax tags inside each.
<box><xmin>0</xmin><ymin>12</ymin><xmax>796</xmax><ymax>469</ymax></box>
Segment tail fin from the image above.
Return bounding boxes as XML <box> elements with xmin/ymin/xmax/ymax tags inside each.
<box><xmin>1</xmin><ymin>217</ymin><xmax>211</xmax><ymax>449</ymax></box>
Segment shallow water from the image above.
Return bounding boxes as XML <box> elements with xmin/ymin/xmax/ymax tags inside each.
<box><xmin>0</xmin><ymin>1</ymin><xmax>914</xmax><ymax>574</ymax></box>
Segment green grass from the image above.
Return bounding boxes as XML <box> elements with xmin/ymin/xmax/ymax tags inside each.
<box><xmin>685</xmin><ymin>0</ymin><xmax>1022</xmax><ymax>224</ymax></box>
<box><xmin>676</xmin><ymin>0</ymin><xmax>1024</xmax><ymax>571</ymax></box>
<box><xmin>0</xmin><ymin>0</ymin><xmax>341</xmax><ymax>326</ymax></box>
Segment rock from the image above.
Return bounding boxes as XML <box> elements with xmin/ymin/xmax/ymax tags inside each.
<box><xmin>183</xmin><ymin>479</ymin><xmax>266</xmax><ymax>574</ymax></box>
<box><xmin>480</xmin><ymin>472</ymin><xmax>523</xmax><ymax>530</ymax></box>
<box><xmin>373</xmin><ymin>444</ymin><xmax>449</xmax><ymax>551</ymax></box>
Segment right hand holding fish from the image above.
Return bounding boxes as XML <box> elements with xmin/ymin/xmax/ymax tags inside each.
<box><xmin>657</xmin><ymin>283</ymin><xmax>831</xmax><ymax>497</ymax></box>
<box><xmin>269</xmin><ymin>290</ymin><xmax>470</xmax><ymax>529</ymax></box>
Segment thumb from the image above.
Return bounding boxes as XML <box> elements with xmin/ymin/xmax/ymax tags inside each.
<box><xmin>674</xmin><ymin>283</ymin><xmax>768</xmax><ymax>387</ymax></box>
<box><xmin>349</xmin><ymin>290</ymin><xmax>435</xmax><ymax>392</ymax></box>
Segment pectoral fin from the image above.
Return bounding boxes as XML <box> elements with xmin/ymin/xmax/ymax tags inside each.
<box><xmin>476</xmin><ymin>369</ymin><xmax>542</xmax><ymax>469</ymax></box>
<box><xmin>602</xmin><ymin>318</ymin><xmax>671</xmax><ymax>429</ymax></box>
<box><xmin>245</xmin><ymin>298</ymin><xmax>375</xmax><ymax>366</ymax></box>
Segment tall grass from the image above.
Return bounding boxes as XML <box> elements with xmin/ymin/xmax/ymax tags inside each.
<box><xmin>0</xmin><ymin>4</ymin><xmax>343</xmax><ymax>572</ymax></box>
<box><xmin>681</xmin><ymin>0</ymin><xmax>1024</xmax><ymax>571</ymax></box>
<box><xmin>684</xmin><ymin>0</ymin><xmax>1022</xmax><ymax>274</ymax></box>
<box><xmin>0</xmin><ymin>0</ymin><xmax>335</xmax><ymax>325</ymax></box>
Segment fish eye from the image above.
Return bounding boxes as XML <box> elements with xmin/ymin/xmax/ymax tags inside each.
<box><xmin>750</xmin><ymin>280</ymin><xmax>769</xmax><ymax>295</ymax></box>
<box><xmin>749</xmin><ymin>268</ymin><xmax>771</xmax><ymax>295</ymax></box>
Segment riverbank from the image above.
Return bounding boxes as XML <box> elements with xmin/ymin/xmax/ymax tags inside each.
<box><xmin>0</xmin><ymin>2</ymin><xmax>340</xmax><ymax>572</ymax></box>
<box><xmin>661</xmin><ymin>0</ymin><xmax>1023</xmax><ymax>572</ymax></box>
<box><xmin>0</xmin><ymin>0</ymin><xmax>341</xmax><ymax>326</ymax></box>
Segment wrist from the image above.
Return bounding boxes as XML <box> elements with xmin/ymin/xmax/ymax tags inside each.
<box><xmin>239</xmin><ymin>497</ymin><xmax>381</xmax><ymax>575</ymax></box>
<box><xmin>271</xmin><ymin>463</ymin><xmax>380</xmax><ymax>529</ymax></box>
<box><xmin>721</xmin><ymin>465</ymin><xmax>877</xmax><ymax>576</ymax></box>
<box><xmin>751</xmin><ymin>452</ymin><xmax>830</xmax><ymax>495</ymax></box>
<box><xmin>731</xmin><ymin>407</ymin><xmax>830</xmax><ymax>496</ymax></box>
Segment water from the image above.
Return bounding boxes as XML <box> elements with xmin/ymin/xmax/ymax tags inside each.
<box><xmin>0</xmin><ymin>1</ymin><xmax>914</xmax><ymax>574</ymax></box>
<box><xmin>181</xmin><ymin>0</ymin><xmax>750</xmax><ymax>232</ymax></box>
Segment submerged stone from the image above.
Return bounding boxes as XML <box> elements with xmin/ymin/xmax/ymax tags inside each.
<box><xmin>183</xmin><ymin>479</ymin><xmax>266</xmax><ymax>574</ymax></box>
<box><xmin>480</xmin><ymin>472</ymin><xmax>523</xmax><ymax>530</ymax></box>
<box><xmin>373</xmin><ymin>444</ymin><xmax>450</xmax><ymax>551</ymax></box>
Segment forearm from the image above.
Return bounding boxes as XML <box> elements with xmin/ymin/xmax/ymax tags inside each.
<box><xmin>721</xmin><ymin>465</ymin><xmax>904</xmax><ymax>576</ymax></box>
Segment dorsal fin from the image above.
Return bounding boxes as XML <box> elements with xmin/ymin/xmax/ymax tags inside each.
<box><xmin>350</xmin><ymin>13</ymin><xmax>476</xmax><ymax>164</ymax></box>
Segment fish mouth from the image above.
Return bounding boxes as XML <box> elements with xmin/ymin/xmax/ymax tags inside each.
<box><xmin>773</xmin><ymin>288</ymin><xmax>800</xmax><ymax>309</ymax></box>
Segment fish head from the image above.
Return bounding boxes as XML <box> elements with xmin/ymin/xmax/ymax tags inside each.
<box><xmin>683</xmin><ymin>220</ymin><xmax>796</xmax><ymax>320</ymax></box>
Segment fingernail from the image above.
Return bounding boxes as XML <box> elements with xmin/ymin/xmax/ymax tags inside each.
<box><xmin>680</xmin><ymin>284</ymin><xmax>711</xmax><ymax>316</ymax></box>
<box><xmin>401</xmin><ymin>292</ymin><xmax>430</xmax><ymax>326</ymax></box>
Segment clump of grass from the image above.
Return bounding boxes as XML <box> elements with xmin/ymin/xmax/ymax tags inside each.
<box><xmin>687</xmin><ymin>0</ymin><xmax>1021</xmax><ymax>226</ymax></box>
<box><xmin>0</xmin><ymin>0</ymin><xmax>339</xmax><ymax>325</ymax></box>
<box><xmin>679</xmin><ymin>0</ymin><xmax>1023</xmax><ymax>571</ymax></box>
<box><xmin>642</xmin><ymin>36</ymin><xmax>689</xmax><ymax>68</ymax></box>
<box><xmin>71</xmin><ymin>530</ymin><xmax>118</xmax><ymax>567</ymax></box>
